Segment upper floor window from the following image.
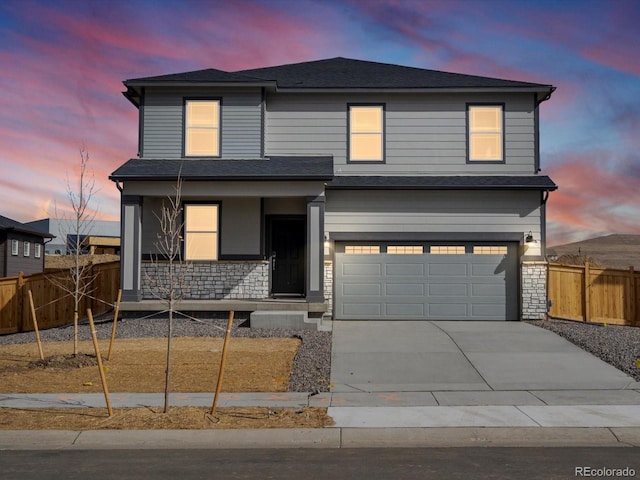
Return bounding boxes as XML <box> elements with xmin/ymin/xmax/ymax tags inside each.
<box><xmin>184</xmin><ymin>203</ymin><xmax>219</xmax><ymax>260</ymax></box>
<box><xmin>468</xmin><ymin>105</ymin><xmax>503</xmax><ymax>162</ymax></box>
<box><xmin>349</xmin><ymin>104</ymin><xmax>384</xmax><ymax>162</ymax></box>
<box><xmin>185</xmin><ymin>99</ymin><xmax>220</xmax><ymax>156</ymax></box>
<box><xmin>11</xmin><ymin>239</ymin><xmax>18</xmax><ymax>256</ymax></box>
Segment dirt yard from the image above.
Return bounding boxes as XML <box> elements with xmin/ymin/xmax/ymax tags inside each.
<box><xmin>0</xmin><ymin>336</ymin><xmax>333</xmax><ymax>429</ymax></box>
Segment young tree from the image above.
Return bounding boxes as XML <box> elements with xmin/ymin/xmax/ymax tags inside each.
<box><xmin>49</xmin><ymin>145</ymin><xmax>99</xmax><ymax>355</ymax></box>
<box><xmin>145</xmin><ymin>169</ymin><xmax>191</xmax><ymax>413</ymax></box>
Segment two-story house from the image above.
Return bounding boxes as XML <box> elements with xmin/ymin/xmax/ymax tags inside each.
<box><xmin>110</xmin><ymin>57</ymin><xmax>556</xmax><ymax>324</ymax></box>
<box><xmin>0</xmin><ymin>215</ymin><xmax>53</xmax><ymax>277</ymax></box>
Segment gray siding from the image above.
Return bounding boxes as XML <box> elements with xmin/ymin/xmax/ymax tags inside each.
<box><xmin>325</xmin><ymin>190</ymin><xmax>543</xmax><ymax>257</ymax></box>
<box><xmin>3</xmin><ymin>233</ymin><xmax>45</xmax><ymax>277</ymax></box>
<box><xmin>142</xmin><ymin>197</ymin><xmax>261</xmax><ymax>257</ymax></box>
<box><xmin>265</xmin><ymin>92</ymin><xmax>536</xmax><ymax>175</ymax></box>
<box><xmin>143</xmin><ymin>87</ymin><xmax>262</xmax><ymax>159</ymax></box>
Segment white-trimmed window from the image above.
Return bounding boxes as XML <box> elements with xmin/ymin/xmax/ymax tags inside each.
<box><xmin>430</xmin><ymin>246</ymin><xmax>466</xmax><ymax>255</ymax></box>
<box><xmin>23</xmin><ymin>241</ymin><xmax>30</xmax><ymax>257</ymax></box>
<box><xmin>184</xmin><ymin>204</ymin><xmax>219</xmax><ymax>260</ymax></box>
<box><xmin>473</xmin><ymin>246</ymin><xmax>508</xmax><ymax>255</ymax></box>
<box><xmin>344</xmin><ymin>245</ymin><xmax>381</xmax><ymax>255</ymax></box>
<box><xmin>468</xmin><ymin>105</ymin><xmax>503</xmax><ymax>161</ymax></box>
<box><xmin>11</xmin><ymin>239</ymin><xmax>18</xmax><ymax>256</ymax></box>
<box><xmin>349</xmin><ymin>105</ymin><xmax>384</xmax><ymax>162</ymax></box>
<box><xmin>185</xmin><ymin>99</ymin><xmax>220</xmax><ymax>156</ymax></box>
<box><xmin>387</xmin><ymin>245</ymin><xmax>424</xmax><ymax>255</ymax></box>
<box><xmin>35</xmin><ymin>243</ymin><xmax>42</xmax><ymax>259</ymax></box>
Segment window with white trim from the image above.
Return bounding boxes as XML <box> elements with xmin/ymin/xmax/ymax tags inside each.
<box><xmin>11</xmin><ymin>239</ymin><xmax>18</xmax><ymax>256</ymax></box>
<box><xmin>468</xmin><ymin>105</ymin><xmax>503</xmax><ymax>161</ymax></box>
<box><xmin>185</xmin><ymin>100</ymin><xmax>220</xmax><ymax>156</ymax></box>
<box><xmin>430</xmin><ymin>246</ymin><xmax>465</xmax><ymax>255</ymax></box>
<box><xmin>23</xmin><ymin>241</ymin><xmax>30</xmax><ymax>257</ymax></box>
<box><xmin>184</xmin><ymin>204</ymin><xmax>219</xmax><ymax>260</ymax></box>
<box><xmin>35</xmin><ymin>243</ymin><xmax>42</xmax><ymax>258</ymax></box>
<box><xmin>344</xmin><ymin>245</ymin><xmax>381</xmax><ymax>255</ymax></box>
<box><xmin>349</xmin><ymin>105</ymin><xmax>384</xmax><ymax>161</ymax></box>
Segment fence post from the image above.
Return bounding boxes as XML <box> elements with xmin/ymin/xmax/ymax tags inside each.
<box><xmin>583</xmin><ymin>262</ymin><xmax>590</xmax><ymax>323</ymax></box>
<box><xmin>17</xmin><ymin>272</ymin><xmax>25</xmax><ymax>332</ymax></box>
<box><xmin>629</xmin><ymin>266</ymin><xmax>636</xmax><ymax>327</ymax></box>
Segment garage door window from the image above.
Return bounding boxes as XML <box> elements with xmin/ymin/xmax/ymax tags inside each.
<box><xmin>473</xmin><ymin>246</ymin><xmax>508</xmax><ymax>255</ymax></box>
<box><xmin>430</xmin><ymin>246</ymin><xmax>465</xmax><ymax>254</ymax></box>
<box><xmin>387</xmin><ymin>245</ymin><xmax>424</xmax><ymax>254</ymax></box>
<box><xmin>344</xmin><ymin>245</ymin><xmax>380</xmax><ymax>254</ymax></box>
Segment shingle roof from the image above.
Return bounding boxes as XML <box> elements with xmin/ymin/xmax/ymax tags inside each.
<box><xmin>327</xmin><ymin>175</ymin><xmax>558</xmax><ymax>190</ymax></box>
<box><xmin>124</xmin><ymin>57</ymin><xmax>553</xmax><ymax>92</ymax></box>
<box><xmin>237</xmin><ymin>57</ymin><xmax>552</xmax><ymax>90</ymax></box>
<box><xmin>109</xmin><ymin>157</ymin><xmax>334</xmax><ymax>181</ymax></box>
<box><xmin>0</xmin><ymin>215</ymin><xmax>54</xmax><ymax>237</ymax></box>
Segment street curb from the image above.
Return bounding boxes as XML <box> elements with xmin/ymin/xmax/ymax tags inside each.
<box><xmin>2</xmin><ymin>427</ymin><xmax>640</xmax><ymax>450</ymax></box>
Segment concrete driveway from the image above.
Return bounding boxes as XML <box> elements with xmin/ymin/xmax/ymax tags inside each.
<box><xmin>330</xmin><ymin>321</ymin><xmax>640</xmax><ymax>394</ymax></box>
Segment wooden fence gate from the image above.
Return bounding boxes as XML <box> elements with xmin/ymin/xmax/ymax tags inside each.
<box><xmin>548</xmin><ymin>263</ymin><xmax>639</xmax><ymax>326</ymax></box>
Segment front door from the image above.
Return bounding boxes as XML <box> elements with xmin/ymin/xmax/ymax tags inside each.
<box><xmin>269</xmin><ymin>217</ymin><xmax>306</xmax><ymax>296</ymax></box>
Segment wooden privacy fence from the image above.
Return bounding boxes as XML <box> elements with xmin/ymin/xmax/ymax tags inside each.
<box><xmin>0</xmin><ymin>261</ymin><xmax>120</xmax><ymax>334</ymax></box>
<box><xmin>548</xmin><ymin>263</ymin><xmax>640</xmax><ymax>326</ymax></box>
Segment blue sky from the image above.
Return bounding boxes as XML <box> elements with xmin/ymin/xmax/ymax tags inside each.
<box><xmin>1</xmin><ymin>0</ymin><xmax>639</xmax><ymax>245</ymax></box>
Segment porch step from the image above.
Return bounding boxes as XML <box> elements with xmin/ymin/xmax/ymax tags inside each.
<box><xmin>250</xmin><ymin>311</ymin><xmax>319</xmax><ymax>330</ymax></box>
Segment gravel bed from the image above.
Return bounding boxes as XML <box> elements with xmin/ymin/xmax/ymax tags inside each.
<box><xmin>0</xmin><ymin>313</ymin><xmax>332</xmax><ymax>393</ymax></box>
<box><xmin>527</xmin><ymin>318</ymin><xmax>640</xmax><ymax>382</ymax></box>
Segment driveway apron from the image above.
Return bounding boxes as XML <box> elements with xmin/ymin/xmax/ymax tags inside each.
<box><xmin>330</xmin><ymin>321</ymin><xmax>639</xmax><ymax>393</ymax></box>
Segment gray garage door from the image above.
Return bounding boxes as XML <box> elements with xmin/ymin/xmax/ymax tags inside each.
<box><xmin>334</xmin><ymin>243</ymin><xmax>518</xmax><ymax>320</ymax></box>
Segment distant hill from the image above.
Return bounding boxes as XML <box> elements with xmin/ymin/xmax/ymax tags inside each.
<box><xmin>548</xmin><ymin>234</ymin><xmax>640</xmax><ymax>270</ymax></box>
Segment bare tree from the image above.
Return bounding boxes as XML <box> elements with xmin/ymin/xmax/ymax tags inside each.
<box><xmin>144</xmin><ymin>169</ymin><xmax>191</xmax><ymax>413</ymax></box>
<box><xmin>49</xmin><ymin>145</ymin><xmax>99</xmax><ymax>355</ymax></box>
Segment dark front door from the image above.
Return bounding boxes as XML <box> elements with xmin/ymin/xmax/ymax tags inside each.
<box><xmin>269</xmin><ymin>217</ymin><xmax>306</xmax><ymax>296</ymax></box>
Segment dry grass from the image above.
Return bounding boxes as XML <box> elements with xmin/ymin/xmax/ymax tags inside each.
<box><xmin>0</xmin><ymin>336</ymin><xmax>337</xmax><ymax>430</ymax></box>
<box><xmin>0</xmin><ymin>406</ymin><xmax>333</xmax><ymax>430</ymax></box>
<box><xmin>0</xmin><ymin>337</ymin><xmax>300</xmax><ymax>393</ymax></box>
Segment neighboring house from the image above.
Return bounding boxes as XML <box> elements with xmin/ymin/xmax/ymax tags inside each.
<box><xmin>26</xmin><ymin>218</ymin><xmax>120</xmax><ymax>255</ymax></box>
<box><xmin>0</xmin><ymin>215</ymin><xmax>54</xmax><ymax>277</ymax></box>
<box><xmin>110</xmin><ymin>57</ymin><xmax>557</xmax><ymax>321</ymax></box>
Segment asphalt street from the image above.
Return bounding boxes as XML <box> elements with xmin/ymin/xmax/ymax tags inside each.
<box><xmin>2</xmin><ymin>448</ymin><xmax>639</xmax><ymax>480</ymax></box>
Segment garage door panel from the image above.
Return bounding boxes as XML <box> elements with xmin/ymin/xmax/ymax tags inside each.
<box><xmin>386</xmin><ymin>263</ymin><xmax>424</xmax><ymax>276</ymax></box>
<box><xmin>428</xmin><ymin>263</ymin><xmax>468</xmax><ymax>276</ymax></box>
<box><xmin>386</xmin><ymin>303</ymin><xmax>424</xmax><ymax>316</ymax></box>
<box><xmin>342</xmin><ymin>303</ymin><xmax>382</xmax><ymax>316</ymax></box>
<box><xmin>342</xmin><ymin>263</ymin><xmax>382</xmax><ymax>277</ymax></box>
<box><xmin>386</xmin><ymin>283</ymin><xmax>424</xmax><ymax>296</ymax></box>
<box><xmin>335</xmin><ymin>245</ymin><xmax>517</xmax><ymax>320</ymax></box>
<box><xmin>429</xmin><ymin>284</ymin><xmax>468</xmax><ymax>296</ymax></box>
<box><xmin>343</xmin><ymin>283</ymin><xmax>382</xmax><ymax>296</ymax></box>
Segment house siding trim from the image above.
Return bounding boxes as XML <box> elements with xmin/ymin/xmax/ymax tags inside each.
<box><xmin>121</xmin><ymin>195</ymin><xmax>142</xmax><ymax>302</ymax></box>
<box><xmin>306</xmin><ymin>195</ymin><xmax>325</xmax><ymax>302</ymax></box>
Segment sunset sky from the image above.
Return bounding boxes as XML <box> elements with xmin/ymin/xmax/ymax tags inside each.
<box><xmin>1</xmin><ymin>0</ymin><xmax>638</xmax><ymax>245</ymax></box>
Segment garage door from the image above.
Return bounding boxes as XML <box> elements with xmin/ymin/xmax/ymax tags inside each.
<box><xmin>334</xmin><ymin>243</ymin><xmax>518</xmax><ymax>320</ymax></box>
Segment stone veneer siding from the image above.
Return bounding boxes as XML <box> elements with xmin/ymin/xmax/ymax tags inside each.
<box><xmin>521</xmin><ymin>261</ymin><xmax>548</xmax><ymax>320</ymax></box>
<box><xmin>324</xmin><ymin>260</ymin><xmax>333</xmax><ymax>317</ymax></box>
<box><xmin>142</xmin><ymin>261</ymin><xmax>269</xmax><ymax>300</ymax></box>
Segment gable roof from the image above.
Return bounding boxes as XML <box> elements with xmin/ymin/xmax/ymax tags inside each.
<box><xmin>123</xmin><ymin>57</ymin><xmax>554</xmax><ymax>105</ymax></box>
<box><xmin>0</xmin><ymin>215</ymin><xmax>54</xmax><ymax>238</ymax></box>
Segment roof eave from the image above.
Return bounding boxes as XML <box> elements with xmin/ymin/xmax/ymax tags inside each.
<box><xmin>123</xmin><ymin>80</ymin><xmax>275</xmax><ymax>88</ymax></box>
<box><xmin>274</xmin><ymin>86</ymin><xmax>555</xmax><ymax>94</ymax></box>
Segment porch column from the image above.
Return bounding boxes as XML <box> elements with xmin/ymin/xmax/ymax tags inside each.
<box><xmin>120</xmin><ymin>195</ymin><xmax>142</xmax><ymax>302</ymax></box>
<box><xmin>306</xmin><ymin>195</ymin><xmax>325</xmax><ymax>303</ymax></box>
